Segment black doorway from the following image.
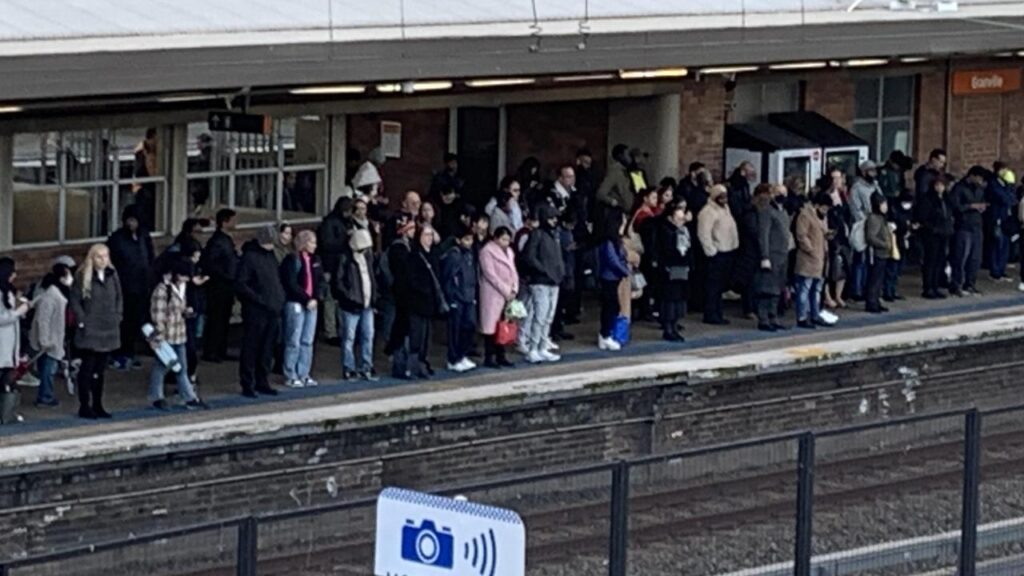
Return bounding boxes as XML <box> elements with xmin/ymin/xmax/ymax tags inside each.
<box><xmin>457</xmin><ymin>107</ymin><xmax>500</xmax><ymax>209</ymax></box>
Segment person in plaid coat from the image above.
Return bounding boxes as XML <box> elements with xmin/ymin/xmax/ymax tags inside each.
<box><xmin>148</xmin><ymin>258</ymin><xmax>207</xmax><ymax>411</ymax></box>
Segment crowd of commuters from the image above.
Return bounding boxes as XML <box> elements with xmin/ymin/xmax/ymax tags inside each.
<box><xmin>0</xmin><ymin>143</ymin><xmax>1021</xmax><ymax>421</ymax></box>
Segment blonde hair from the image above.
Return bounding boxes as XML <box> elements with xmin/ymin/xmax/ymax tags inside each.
<box><xmin>293</xmin><ymin>229</ymin><xmax>316</xmax><ymax>252</ymax></box>
<box><xmin>78</xmin><ymin>243</ymin><xmax>111</xmax><ymax>300</ymax></box>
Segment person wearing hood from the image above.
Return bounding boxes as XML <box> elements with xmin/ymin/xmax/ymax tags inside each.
<box><xmin>336</xmin><ymin>229</ymin><xmax>378</xmax><ymax>381</ymax></box>
<box><xmin>441</xmin><ymin>224</ymin><xmax>479</xmax><ymax>372</ymax></box>
<box><xmin>149</xmin><ymin>258</ymin><xmax>207</xmax><ymax>411</ymax></box>
<box><xmin>596</xmin><ymin>144</ymin><xmax>637</xmax><ymax>219</ymax></box>
<box><xmin>273</xmin><ymin>222</ymin><xmax>294</xmax><ymax>264</ymax></box>
<box><xmin>0</xmin><ymin>258</ymin><xmax>31</xmax><ymax>395</ymax></box>
<box><xmin>403</xmin><ymin>225</ymin><xmax>445</xmax><ymax>379</ymax></box>
<box><xmin>70</xmin><ymin>244</ymin><xmax>123</xmax><ymax>419</ymax></box>
<box><xmin>865</xmin><ymin>193</ymin><xmax>894</xmax><ymax>313</ymax></box>
<box><xmin>697</xmin><ymin>185</ymin><xmax>740</xmax><ymax>325</ymax></box>
<box><xmin>318</xmin><ymin>197</ymin><xmax>354</xmax><ymax>344</ymax></box>
<box><xmin>281</xmin><ymin>230</ymin><xmax>324</xmax><ymax>389</ymax></box>
<box><xmin>201</xmin><ymin>208</ymin><xmax>239</xmax><ymax>363</ymax></box>
<box><xmin>107</xmin><ymin>204</ymin><xmax>154</xmax><ymax>371</ymax></box>
<box><xmin>727</xmin><ymin>161</ymin><xmax>756</xmax><ymax>222</ymax></box>
<box><xmin>30</xmin><ymin>262</ymin><xmax>73</xmax><ymax>407</ymax></box>
<box><xmin>985</xmin><ymin>162</ymin><xmax>1017</xmax><ymax>282</ymax></box>
<box><xmin>849</xmin><ymin>160</ymin><xmax>883</xmax><ymax>301</ymax></box>
<box><xmin>949</xmin><ymin>166</ymin><xmax>990</xmax><ymax>296</ymax></box>
<box><xmin>429</xmin><ymin>152</ymin><xmax>465</xmax><ymax>204</ymax></box>
<box><xmin>752</xmin><ymin>184</ymin><xmax>792</xmax><ymax>332</ymax></box>
<box><xmin>235</xmin><ymin>225</ymin><xmax>287</xmax><ymax>397</ymax></box>
<box><xmin>914</xmin><ymin>177</ymin><xmax>955</xmax><ymax>299</ymax></box>
<box><xmin>519</xmin><ymin>203</ymin><xmax>566</xmax><ymax>363</ymax></box>
<box><xmin>352</xmin><ymin>146</ymin><xmax>385</xmax><ymax>198</ymax></box>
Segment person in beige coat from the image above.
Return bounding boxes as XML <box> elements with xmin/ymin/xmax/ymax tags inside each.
<box><xmin>794</xmin><ymin>193</ymin><xmax>833</xmax><ymax>329</ymax></box>
<box><xmin>697</xmin><ymin>185</ymin><xmax>739</xmax><ymax>324</ymax></box>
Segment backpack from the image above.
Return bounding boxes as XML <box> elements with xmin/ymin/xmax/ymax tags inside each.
<box><xmin>376</xmin><ymin>239</ymin><xmax>404</xmax><ymax>291</ymax></box>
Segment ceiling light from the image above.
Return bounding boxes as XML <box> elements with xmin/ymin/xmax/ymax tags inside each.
<box><xmin>619</xmin><ymin>68</ymin><xmax>688</xmax><ymax>80</ymax></box>
<box><xmin>769</xmin><ymin>62</ymin><xmax>828</xmax><ymax>70</ymax></box>
<box><xmin>553</xmin><ymin>74</ymin><xmax>616</xmax><ymax>82</ymax></box>
<box><xmin>0</xmin><ymin>105</ymin><xmax>23</xmax><ymax>114</ymax></box>
<box><xmin>1018</xmin><ymin>50</ymin><xmax>1024</xmax><ymax>57</ymax></box>
<box><xmin>377</xmin><ymin>81</ymin><xmax>454</xmax><ymax>93</ymax></box>
<box><xmin>845</xmin><ymin>58</ymin><xmax>889</xmax><ymax>67</ymax></box>
<box><xmin>466</xmin><ymin>78</ymin><xmax>536</xmax><ymax>88</ymax></box>
<box><xmin>900</xmin><ymin>56</ymin><xmax>928</xmax><ymax>64</ymax></box>
<box><xmin>699</xmin><ymin>66</ymin><xmax>759</xmax><ymax>75</ymax></box>
<box><xmin>157</xmin><ymin>94</ymin><xmax>216</xmax><ymax>104</ymax></box>
<box><xmin>289</xmin><ymin>85</ymin><xmax>366</xmax><ymax>95</ymax></box>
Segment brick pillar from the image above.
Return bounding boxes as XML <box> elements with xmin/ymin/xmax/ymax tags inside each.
<box><xmin>679</xmin><ymin>79</ymin><xmax>728</xmax><ymax>181</ymax></box>
<box><xmin>915</xmin><ymin>68</ymin><xmax>948</xmax><ymax>164</ymax></box>
<box><xmin>804</xmin><ymin>73</ymin><xmax>855</xmax><ymax>128</ymax></box>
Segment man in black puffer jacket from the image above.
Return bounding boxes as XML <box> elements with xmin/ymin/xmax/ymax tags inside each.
<box><xmin>235</xmin><ymin>225</ymin><xmax>286</xmax><ymax>398</ymax></box>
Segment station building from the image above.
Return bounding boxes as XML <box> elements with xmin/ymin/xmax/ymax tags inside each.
<box><xmin>1</xmin><ymin>0</ymin><xmax>1023</xmax><ymax>279</ymax></box>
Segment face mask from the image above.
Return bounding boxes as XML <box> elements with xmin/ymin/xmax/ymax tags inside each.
<box><xmin>61</xmin><ymin>275</ymin><xmax>74</xmax><ymax>287</ymax></box>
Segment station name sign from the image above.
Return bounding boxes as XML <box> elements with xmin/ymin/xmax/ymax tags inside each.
<box><xmin>952</xmin><ymin>69</ymin><xmax>1022</xmax><ymax>96</ymax></box>
<box><xmin>207</xmin><ymin>111</ymin><xmax>272</xmax><ymax>135</ymax></box>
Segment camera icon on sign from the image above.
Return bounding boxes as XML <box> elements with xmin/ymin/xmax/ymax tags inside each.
<box><xmin>401</xmin><ymin>519</ymin><xmax>454</xmax><ymax>569</ymax></box>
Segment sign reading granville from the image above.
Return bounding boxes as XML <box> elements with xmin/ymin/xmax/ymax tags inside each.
<box><xmin>952</xmin><ymin>69</ymin><xmax>1022</xmax><ymax>96</ymax></box>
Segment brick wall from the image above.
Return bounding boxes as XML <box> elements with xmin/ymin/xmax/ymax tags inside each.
<box><xmin>679</xmin><ymin>79</ymin><xmax>728</xmax><ymax>180</ymax></box>
<box><xmin>915</xmin><ymin>68</ymin><xmax>948</xmax><ymax>164</ymax></box>
<box><xmin>505</xmin><ymin>100</ymin><xmax>609</xmax><ymax>184</ymax></box>
<box><xmin>944</xmin><ymin>62</ymin><xmax>1024</xmax><ymax>175</ymax></box>
<box><xmin>3</xmin><ymin>335</ymin><xmax>1023</xmax><ymax>570</ymax></box>
<box><xmin>346</xmin><ymin>109</ymin><xmax>449</xmax><ymax>207</ymax></box>
<box><xmin>803</xmin><ymin>73</ymin><xmax>856</xmax><ymax>129</ymax></box>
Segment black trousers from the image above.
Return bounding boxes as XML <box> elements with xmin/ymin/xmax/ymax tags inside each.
<box><xmin>756</xmin><ymin>295</ymin><xmax>779</xmax><ymax>326</ymax></box>
<box><xmin>239</xmin><ymin>307</ymin><xmax>279</xmax><ymax>393</ymax></box>
<box><xmin>921</xmin><ymin>233</ymin><xmax>948</xmax><ymax>295</ymax></box>
<box><xmin>185</xmin><ymin>317</ymin><xmax>199</xmax><ymax>378</ymax></box>
<box><xmin>118</xmin><ymin>291</ymin><xmax>147</xmax><ymax>359</ymax></box>
<box><xmin>407</xmin><ymin>313</ymin><xmax>432</xmax><ymax>376</ymax></box>
<box><xmin>446</xmin><ymin>305</ymin><xmax>475</xmax><ymax>365</ymax></box>
<box><xmin>78</xmin><ymin>350</ymin><xmax>109</xmax><ymax>411</ymax></box>
<box><xmin>551</xmin><ymin>287</ymin><xmax>576</xmax><ymax>335</ymax></box>
<box><xmin>599</xmin><ymin>279</ymin><xmax>620</xmax><ymax>338</ymax></box>
<box><xmin>659</xmin><ymin>297</ymin><xmax>686</xmax><ymax>334</ymax></box>
<box><xmin>866</xmin><ymin>256</ymin><xmax>887</xmax><ymax>310</ymax></box>
<box><xmin>704</xmin><ymin>252</ymin><xmax>735</xmax><ymax>323</ymax></box>
<box><xmin>483</xmin><ymin>334</ymin><xmax>510</xmax><ymax>363</ymax></box>
<box><xmin>203</xmin><ymin>282</ymin><xmax>234</xmax><ymax>359</ymax></box>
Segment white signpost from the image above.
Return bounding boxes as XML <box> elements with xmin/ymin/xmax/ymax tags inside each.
<box><xmin>374</xmin><ymin>488</ymin><xmax>526</xmax><ymax>576</ymax></box>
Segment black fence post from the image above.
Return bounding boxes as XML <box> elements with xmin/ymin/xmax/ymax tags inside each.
<box><xmin>608</xmin><ymin>461</ymin><xmax>630</xmax><ymax>576</ymax></box>
<box><xmin>237</xmin><ymin>516</ymin><xmax>258</xmax><ymax>576</ymax></box>
<box><xmin>959</xmin><ymin>409</ymin><xmax>981</xmax><ymax>576</ymax></box>
<box><xmin>794</xmin><ymin>432</ymin><xmax>815</xmax><ymax>576</ymax></box>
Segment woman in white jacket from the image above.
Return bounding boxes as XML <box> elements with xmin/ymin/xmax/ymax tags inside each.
<box><xmin>30</xmin><ymin>263</ymin><xmax>73</xmax><ymax>407</ymax></box>
<box><xmin>0</xmin><ymin>258</ymin><xmax>31</xmax><ymax>392</ymax></box>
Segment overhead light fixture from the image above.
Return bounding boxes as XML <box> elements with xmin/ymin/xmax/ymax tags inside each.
<box><xmin>619</xmin><ymin>68</ymin><xmax>688</xmax><ymax>79</ymax></box>
<box><xmin>699</xmin><ymin>66</ymin><xmax>759</xmax><ymax>75</ymax></box>
<box><xmin>900</xmin><ymin>56</ymin><xmax>928</xmax><ymax>64</ymax></box>
<box><xmin>466</xmin><ymin>78</ymin><xmax>536</xmax><ymax>88</ymax></box>
<box><xmin>377</xmin><ymin>81</ymin><xmax>454</xmax><ymax>93</ymax></box>
<box><xmin>289</xmin><ymin>85</ymin><xmax>366</xmax><ymax>95</ymax></box>
<box><xmin>0</xmin><ymin>105</ymin><xmax>23</xmax><ymax>114</ymax></box>
<box><xmin>157</xmin><ymin>94</ymin><xmax>216</xmax><ymax>104</ymax></box>
<box><xmin>552</xmin><ymin>74</ymin><xmax>616</xmax><ymax>82</ymax></box>
<box><xmin>1018</xmin><ymin>50</ymin><xmax>1024</xmax><ymax>57</ymax></box>
<box><xmin>846</xmin><ymin>58</ymin><xmax>889</xmax><ymax>67</ymax></box>
<box><xmin>769</xmin><ymin>61</ymin><xmax>828</xmax><ymax>70</ymax></box>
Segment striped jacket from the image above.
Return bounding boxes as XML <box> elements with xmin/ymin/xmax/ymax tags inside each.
<box><xmin>149</xmin><ymin>281</ymin><xmax>188</xmax><ymax>345</ymax></box>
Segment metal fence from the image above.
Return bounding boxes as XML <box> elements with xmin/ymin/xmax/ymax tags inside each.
<box><xmin>4</xmin><ymin>404</ymin><xmax>1023</xmax><ymax>576</ymax></box>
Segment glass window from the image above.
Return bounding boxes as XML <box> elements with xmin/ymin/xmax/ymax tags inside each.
<box><xmin>853</xmin><ymin>75</ymin><xmax>914</xmax><ymax>161</ymax></box>
<box><xmin>11</xmin><ymin>127</ymin><xmax>168</xmax><ymax>245</ymax></box>
<box><xmin>731</xmin><ymin>81</ymin><xmax>800</xmax><ymax>123</ymax></box>
<box><xmin>186</xmin><ymin>117</ymin><xmax>327</xmax><ymax>225</ymax></box>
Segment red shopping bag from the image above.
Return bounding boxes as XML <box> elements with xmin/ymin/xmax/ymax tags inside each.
<box><xmin>495</xmin><ymin>319</ymin><xmax>519</xmax><ymax>346</ymax></box>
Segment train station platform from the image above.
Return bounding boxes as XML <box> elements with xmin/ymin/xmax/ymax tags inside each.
<box><xmin>3</xmin><ymin>272</ymin><xmax>1024</xmax><ymax>469</ymax></box>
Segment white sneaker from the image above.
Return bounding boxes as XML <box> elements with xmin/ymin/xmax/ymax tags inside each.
<box><xmin>526</xmin><ymin>351</ymin><xmax>546</xmax><ymax>364</ymax></box>
<box><xmin>543</xmin><ymin>338</ymin><xmax>559</xmax><ymax>352</ymax></box>
<box><xmin>1018</xmin><ymin>282</ymin><xmax>1024</xmax><ymax>293</ymax></box>
<box><xmin>285</xmin><ymin>379</ymin><xmax>305</xmax><ymax>389</ymax></box>
<box><xmin>538</xmin><ymin>350</ymin><xmax>561</xmax><ymax>362</ymax></box>
<box><xmin>516</xmin><ymin>343</ymin><xmax>531</xmax><ymax>356</ymax></box>
<box><xmin>460</xmin><ymin>358</ymin><xmax>477</xmax><ymax>370</ymax></box>
<box><xmin>818</xmin><ymin>310</ymin><xmax>839</xmax><ymax>325</ymax></box>
<box><xmin>598</xmin><ymin>336</ymin><xmax>622</xmax><ymax>351</ymax></box>
<box><xmin>447</xmin><ymin>361</ymin><xmax>467</xmax><ymax>373</ymax></box>
<box><xmin>303</xmin><ymin>378</ymin><xmax>319</xmax><ymax>388</ymax></box>
<box><xmin>17</xmin><ymin>373</ymin><xmax>40</xmax><ymax>388</ymax></box>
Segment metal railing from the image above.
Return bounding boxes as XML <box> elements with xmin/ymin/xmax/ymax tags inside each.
<box><xmin>3</xmin><ymin>403</ymin><xmax>1023</xmax><ymax>576</ymax></box>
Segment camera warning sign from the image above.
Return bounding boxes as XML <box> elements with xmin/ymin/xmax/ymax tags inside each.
<box><xmin>375</xmin><ymin>488</ymin><xmax>526</xmax><ymax>576</ymax></box>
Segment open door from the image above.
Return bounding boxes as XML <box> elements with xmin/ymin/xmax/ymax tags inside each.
<box><xmin>457</xmin><ymin>107</ymin><xmax>500</xmax><ymax>209</ymax></box>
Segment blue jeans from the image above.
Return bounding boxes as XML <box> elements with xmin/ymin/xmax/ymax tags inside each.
<box><xmin>795</xmin><ymin>276</ymin><xmax>823</xmax><ymax>323</ymax></box>
<box><xmin>36</xmin><ymin>354</ymin><xmax>59</xmax><ymax>404</ymax></box>
<box><xmin>149</xmin><ymin>343</ymin><xmax>197</xmax><ymax>403</ymax></box>
<box><xmin>341</xmin><ymin>308</ymin><xmax>375</xmax><ymax>373</ymax></box>
<box><xmin>284</xmin><ymin>302</ymin><xmax>318</xmax><ymax>381</ymax></box>
<box><xmin>952</xmin><ymin>228</ymin><xmax>983</xmax><ymax>290</ymax></box>
<box><xmin>990</xmin><ymin>228</ymin><xmax>1010</xmax><ymax>279</ymax></box>
<box><xmin>883</xmin><ymin>259</ymin><xmax>903</xmax><ymax>299</ymax></box>
<box><xmin>850</xmin><ymin>251</ymin><xmax>867</xmax><ymax>298</ymax></box>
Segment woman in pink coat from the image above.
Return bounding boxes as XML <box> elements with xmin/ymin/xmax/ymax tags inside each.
<box><xmin>478</xmin><ymin>226</ymin><xmax>519</xmax><ymax>368</ymax></box>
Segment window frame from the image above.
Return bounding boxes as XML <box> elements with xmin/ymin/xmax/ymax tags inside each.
<box><xmin>852</xmin><ymin>75</ymin><xmax>916</xmax><ymax>162</ymax></box>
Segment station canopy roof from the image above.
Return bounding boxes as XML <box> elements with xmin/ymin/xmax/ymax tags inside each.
<box><xmin>0</xmin><ymin>0</ymin><xmax>1023</xmax><ymax>104</ymax></box>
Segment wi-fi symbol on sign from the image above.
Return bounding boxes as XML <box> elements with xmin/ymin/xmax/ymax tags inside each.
<box><xmin>463</xmin><ymin>528</ymin><xmax>498</xmax><ymax>576</ymax></box>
